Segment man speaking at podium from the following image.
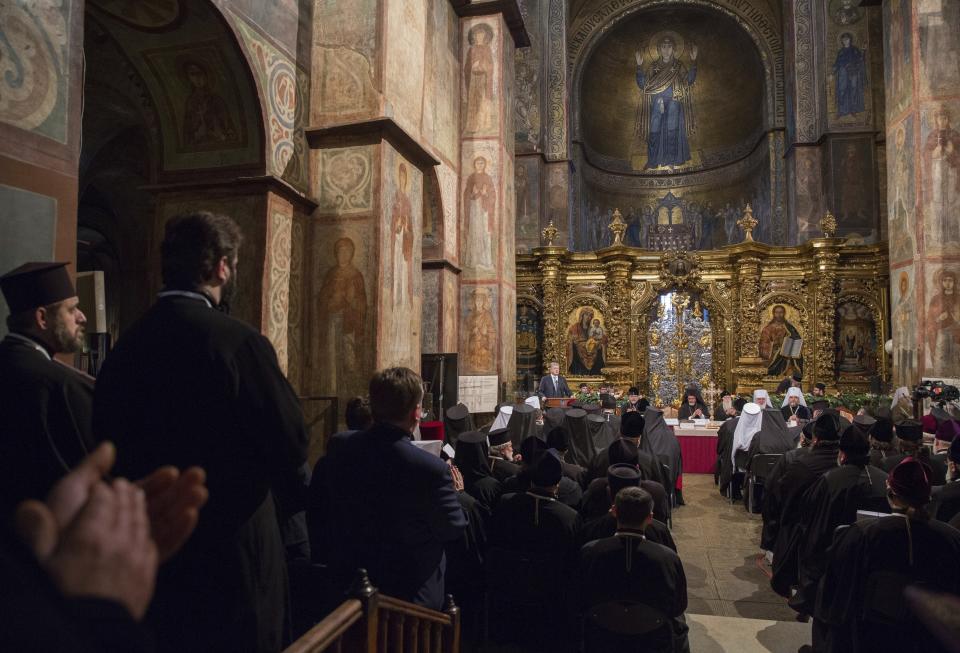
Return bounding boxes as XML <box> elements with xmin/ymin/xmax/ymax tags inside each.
<box><xmin>538</xmin><ymin>361</ymin><xmax>572</xmax><ymax>398</ymax></box>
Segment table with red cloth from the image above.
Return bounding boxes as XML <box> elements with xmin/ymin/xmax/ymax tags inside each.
<box><xmin>672</xmin><ymin>424</ymin><xmax>719</xmax><ymax>475</ymax></box>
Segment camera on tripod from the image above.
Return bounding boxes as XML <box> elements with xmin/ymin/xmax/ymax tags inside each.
<box><xmin>913</xmin><ymin>380</ymin><xmax>960</xmax><ymax>405</ymax></box>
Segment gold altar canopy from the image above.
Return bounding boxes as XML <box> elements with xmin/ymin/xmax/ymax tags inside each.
<box><xmin>516</xmin><ymin>210</ymin><xmax>890</xmax><ymax>400</ymax></box>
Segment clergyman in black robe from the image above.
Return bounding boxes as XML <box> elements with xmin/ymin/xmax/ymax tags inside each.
<box><xmin>580</xmin><ymin>440</ymin><xmax>669</xmax><ymax>524</ymax></box>
<box><xmin>783</xmin><ymin>426</ymin><xmax>888</xmax><ymax>617</ymax></box>
<box><xmin>770</xmin><ymin>412</ymin><xmax>842</xmax><ymax>596</ymax></box>
<box><xmin>642</xmin><ymin>408</ymin><xmax>683</xmax><ymax>503</ymax></box>
<box><xmin>577</xmin><ymin>464</ymin><xmax>674</xmax><ymax>548</ymax></box>
<box><xmin>0</xmin><ymin>262</ymin><xmax>96</xmax><ymax>517</ymax></box>
<box><xmin>585</xmin><ymin>412</ymin><xmax>663</xmax><ymax>489</ymax></box>
<box><xmin>487</xmin><ymin>427</ymin><xmax>521</xmax><ymax>482</ymax></box>
<box><xmin>502</xmin><ymin>435</ymin><xmax>582</xmax><ymax>509</ymax></box>
<box><xmin>677</xmin><ymin>387</ymin><xmax>708</xmax><ymax>420</ymax></box>
<box><xmin>92</xmin><ymin>213</ymin><xmax>308</xmax><ymax>653</ymax></box>
<box><xmin>930</xmin><ymin>436</ymin><xmax>960</xmax><ymax>522</ymax></box>
<box><xmin>815</xmin><ymin>458</ymin><xmax>960</xmax><ymax>653</ymax></box>
<box><xmin>454</xmin><ymin>431</ymin><xmax>503</xmax><ymax>510</ymax></box>
<box><xmin>577</xmin><ymin>486</ymin><xmax>689</xmax><ymax>653</ymax></box>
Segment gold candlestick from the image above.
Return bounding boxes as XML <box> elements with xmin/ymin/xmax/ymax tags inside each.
<box><xmin>541</xmin><ymin>220</ymin><xmax>559</xmax><ymax>246</ymax></box>
<box><xmin>609</xmin><ymin>208</ymin><xmax>627</xmax><ymax>246</ymax></box>
<box><xmin>737</xmin><ymin>204</ymin><xmax>758</xmax><ymax>242</ymax></box>
<box><xmin>820</xmin><ymin>210</ymin><xmax>838</xmax><ymax>238</ymax></box>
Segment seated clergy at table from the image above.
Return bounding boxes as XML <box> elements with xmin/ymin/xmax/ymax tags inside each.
<box><xmin>752</xmin><ymin>388</ymin><xmax>772</xmax><ymax>410</ymax></box>
<box><xmin>769</xmin><ymin>412</ymin><xmax>842</xmax><ymax>589</ymax></box>
<box><xmin>577</xmin><ymin>487</ymin><xmax>689</xmax><ymax>653</ymax></box>
<box><xmin>773</xmin><ymin>424</ymin><xmax>887</xmax><ymax>612</ymax></box>
<box><xmin>624</xmin><ymin>387</ymin><xmax>650</xmax><ymax>414</ymax></box>
<box><xmin>581</xmin><ymin>438</ymin><xmax>669</xmax><ymax>523</ymax></box>
<box><xmin>502</xmin><ymin>435</ymin><xmax>582</xmax><ymax>509</ymax></box>
<box><xmin>487</xmin><ymin>428</ymin><xmax>520</xmax><ymax>482</ymax></box>
<box><xmin>454</xmin><ymin>431</ymin><xmax>503</xmax><ymax>510</ymax></box>
<box><xmin>868</xmin><ymin>411</ymin><xmax>895</xmax><ymax>468</ymax></box>
<box><xmin>577</xmin><ymin>464</ymin><xmax>675</xmax><ymax>551</ymax></box>
<box><xmin>780</xmin><ymin>387</ymin><xmax>811</xmax><ymax>425</ymax></box>
<box><xmin>546</xmin><ymin>427</ymin><xmax>586</xmax><ymax>486</ymax></box>
<box><xmin>716</xmin><ymin>390</ymin><xmax>739</xmax><ymax>421</ymax></box>
<box><xmin>585</xmin><ymin>412</ymin><xmax>661</xmax><ymax>487</ymax></box>
<box><xmin>880</xmin><ymin>419</ymin><xmax>926</xmax><ymax>473</ymax></box>
<box><xmin>641</xmin><ymin>408</ymin><xmax>684</xmax><ymax>504</ymax></box>
<box><xmin>677</xmin><ymin>387</ymin><xmax>709</xmax><ymax>420</ymax></box>
<box><xmin>815</xmin><ymin>459</ymin><xmax>960</xmax><ymax>653</ymax></box>
<box><xmin>760</xmin><ymin>419</ymin><xmax>815</xmax><ymax>553</ymax></box>
<box><xmin>931</xmin><ymin>434</ymin><xmax>960</xmax><ymax>523</ymax></box>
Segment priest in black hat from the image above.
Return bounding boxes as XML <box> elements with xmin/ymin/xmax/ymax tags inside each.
<box><xmin>880</xmin><ymin>419</ymin><xmax>926</xmax><ymax>472</ymax></box>
<box><xmin>0</xmin><ymin>261</ymin><xmax>93</xmax><ymax>515</ymax></box>
<box><xmin>815</xmin><ymin>458</ymin><xmax>960</xmax><ymax>653</ymax></box>
<box><xmin>487</xmin><ymin>427</ymin><xmax>521</xmax><ymax>482</ymax></box>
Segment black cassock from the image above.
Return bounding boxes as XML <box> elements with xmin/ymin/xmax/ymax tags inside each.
<box><xmin>488</xmin><ymin>455</ymin><xmax>520</xmax><ymax>484</ymax></box>
<box><xmin>584</xmin><ymin>439</ymin><xmax>664</xmax><ymax>489</ymax></box>
<box><xmin>760</xmin><ymin>446</ymin><xmax>808</xmax><ymax>550</ymax></box>
<box><xmin>580</xmin><ymin>477</ymin><xmax>669</xmax><ymax>525</ymax></box>
<box><xmin>746</xmin><ymin>410</ymin><xmax>798</xmax><ymax>462</ymax></box>
<box><xmin>783</xmin><ymin>463</ymin><xmax>888</xmax><ymax>613</ymax></box>
<box><xmin>770</xmin><ymin>443</ymin><xmax>840</xmax><ymax>596</ymax></box>
<box><xmin>577</xmin><ymin>513</ymin><xmax>676</xmax><ymax>552</ymax></box>
<box><xmin>93</xmin><ymin>294</ymin><xmax>308</xmax><ymax>653</ymax></box>
<box><xmin>491</xmin><ymin>490</ymin><xmax>581</xmax><ymax>567</ymax></box>
<box><xmin>577</xmin><ymin>532</ymin><xmax>689</xmax><ymax>653</ymax></box>
<box><xmin>641</xmin><ymin>409</ymin><xmax>683</xmax><ymax>498</ymax></box>
<box><xmin>931</xmin><ymin>480</ymin><xmax>960</xmax><ymax>522</ymax></box>
<box><xmin>501</xmin><ymin>471</ymin><xmax>582</xmax><ymax>510</ymax></box>
<box><xmin>677</xmin><ymin>402</ymin><xmax>708</xmax><ymax>420</ymax></box>
<box><xmin>816</xmin><ymin>515</ymin><xmax>960</xmax><ymax>653</ymax></box>
<box><xmin>0</xmin><ymin>335</ymin><xmax>95</xmax><ymax>516</ymax></box>
<box><xmin>716</xmin><ymin>416</ymin><xmax>738</xmax><ymax>494</ymax></box>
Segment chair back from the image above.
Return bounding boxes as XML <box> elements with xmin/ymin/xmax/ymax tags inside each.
<box><xmin>750</xmin><ymin>453</ymin><xmax>783</xmax><ymax>480</ymax></box>
<box><xmin>484</xmin><ymin>546</ymin><xmax>556</xmax><ymax>606</ymax></box>
<box><xmin>583</xmin><ymin>600</ymin><xmax>671</xmax><ymax>653</ymax></box>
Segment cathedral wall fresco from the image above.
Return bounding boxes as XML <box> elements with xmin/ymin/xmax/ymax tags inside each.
<box><xmin>883</xmin><ymin>0</ymin><xmax>960</xmax><ymax>383</ymax></box>
<box><xmin>384</xmin><ymin>0</ymin><xmax>426</xmax><ymax>138</ymax></box>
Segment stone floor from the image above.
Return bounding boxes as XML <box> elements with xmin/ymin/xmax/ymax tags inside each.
<box><xmin>678</xmin><ymin>474</ymin><xmax>811</xmax><ymax>651</ymax></box>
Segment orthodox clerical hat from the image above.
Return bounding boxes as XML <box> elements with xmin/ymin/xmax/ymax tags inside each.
<box><xmin>888</xmin><ymin>457</ymin><xmax>932</xmax><ymax>506</ymax></box>
<box><xmin>456</xmin><ymin>431</ymin><xmax>486</xmax><ymax>445</ymax></box>
<box><xmin>810</xmin><ymin>399</ymin><xmax>830</xmax><ymax>412</ymax></box>
<box><xmin>600</xmin><ymin>394</ymin><xmax>617</xmax><ymax>409</ymax></box>
<box><xmin>872</xmin><ymin>416</ymin><xmax>894</xmax><ymax>443</ymax></box>
<box><xmin>936</xmin><ymin>420</ymin><xmax>960</xmax><ymax>444</ymax></box>
<box><xmin>531</xmin><ymin>449</ymin><xmax>563</xmax><ymax>487</ymax></box>
<box><xmin>733</xmin><ymin>397</ymin><xmax>748</xmax><ymax>412</ymax></box>
<box><xmin>896</xmin><ymin>420</ymin><xmax>924</xmax><ymax>443</ymax></box>
<box><xmin>0</xmin><ymin>262</ymin><xmax>75</xmax><ymax>313</ymax></box>
<box><xmin>853</xmin><ymin>414</ymin><xmax>876</xmax><ymax>434</ymax></box>
<box><xmin>813</xmin><ymin>412</ymin><xmax>841</xmax><ymax>441</ymax></box>
<box><xmin>620</xmin><ymin>411</ymin><xmax>645</xmax><ymax>437</ymax></box>
<box><xmin>488</xmin><ymin>428</ymin><xmax>510</xmax><ymax>447</ymax></box>
<box><xmin>608</xmin><ymin>438</ymin><xmax>640</xmax><ymax>466</ymax></box>
<box><xmin>519</xmin><ymin>434</ymin><xmax>547</xmax><ymax>462</ymax></box>
<box><xmin>546</xmin><ymin>427</ymin><xmax>568</xmax><ymax>451</ymax></box>
<box><xmin>446</xmin><ymin>403</ymin><xmax>470</xmax><ymax>422</ymax></box>
<box><xmin>607</xmin><ymin>463</ymin><xmax>642</xmax><ymax>495</ymax></box>
<box><xmin>839</xmin><ymin>425</ymin><xmax>870</xmax><ymax>454</ymax></box>
<box><xmin>628</xmin><ymin>387</ymin><xmax>640</xmax><ymax>396</ymax></box>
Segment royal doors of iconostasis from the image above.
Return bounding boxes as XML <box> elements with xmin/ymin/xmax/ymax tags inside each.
<box><xmin>644</xmin><ymin>291</ymin><xmax>714</xmax><ymax>408</ymax></box>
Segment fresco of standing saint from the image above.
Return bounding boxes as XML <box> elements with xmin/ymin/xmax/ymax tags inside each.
<box><xmin>833</xmin><ymin>33</ymin><xmax>866</xmax><ymax>118</ymax></box>
<box><xmin>634</xmin><ymin>33</ymin><xmax>698</xmax><ymax>169</ymax></box>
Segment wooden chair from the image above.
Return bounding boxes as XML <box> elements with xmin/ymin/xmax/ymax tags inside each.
<box><xmin>284</xmin><ymin>569</ymin><xmax>460</xmax><ymax>653</ymax></box>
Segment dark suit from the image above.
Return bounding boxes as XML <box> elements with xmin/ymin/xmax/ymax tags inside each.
<box><xmin>538</xmin><ymin>374</ymin><xmax>572</xmax><ymax>398</ymax></box>
<box><xmin>324</xmin><ymin>421</ymin><xmax>467</xmax><ymax>610</ymax></box>
<box><xmin>93</xmin><ymin>294</ymin><xmax>308</xmax><ymax>653</ymax></box>
<box><xmin>0</xmin><ymin>334</ymin><xmax>95</xmax><ymax>517</ymax></box>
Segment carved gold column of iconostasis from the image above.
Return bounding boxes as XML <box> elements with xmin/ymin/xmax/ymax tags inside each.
<box><xmin>458</xmin><ymin>13</ymin><xmax>517</xmax><ymax>393</ymax></box>
<box><xmin>883</xmin><ymin>0</ymin><xmax>960</xmax><ymax>384</ymax></box>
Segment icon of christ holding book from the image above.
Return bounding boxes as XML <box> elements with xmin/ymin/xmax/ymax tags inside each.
<box><xmin>759</xmin><ymin>304</ymin><xmax>804</xmax><ymax>376</ymax></box>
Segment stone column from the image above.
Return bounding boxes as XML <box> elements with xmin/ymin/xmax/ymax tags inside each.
<box><xmin>458</xmin><ymin>13</ymin><xmax>517</xmax><ymax>392</ymax></box>
<box><xmin>883</xmin><ymin>0</ymin><xmax>960</xmax><ymax>383</ymax></box>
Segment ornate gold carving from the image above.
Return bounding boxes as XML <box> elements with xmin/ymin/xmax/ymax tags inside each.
<box><xmin>820</xmin><ymin>210</ymin><xmax>838</xmax><ymax>238</ymax></box>
<box><xmin>737</xmin><ymin>204</ymin><xmax>758</xmax><ymax>242</ymax></box>
<box><xmin>813</xmin><ymin>250</ymin><xmax>840</xmax><ymax>387</ymax></box>
<box><xmin>657</xmin><ymin>250</ymin><xmax>702</xmax><ymax>291</ymax></box>
<box><xmin>542</xmin><ymin>220</ymin><xmax>559</xmax><ymax>246</ymax></box>
<box><xmin>608</xmin><ymin>208</ymin><xmax>627</xmax><ymax>246</ymax></box>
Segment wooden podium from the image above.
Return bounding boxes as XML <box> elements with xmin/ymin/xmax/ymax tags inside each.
<box><xmin>544</xmin><ymin>397</ymin><xmax>575</xmax><ymax>408</ymax></box>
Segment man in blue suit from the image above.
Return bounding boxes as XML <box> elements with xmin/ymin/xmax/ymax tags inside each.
<box><xmin>324</xmin><ymin>367</ymin><xmax>467</xmax><ymax>609</ymax></box>
<box><xmin>538</xmin><ymin>361</ymin><xmax>572</xmax><ymax>399</ymax></box>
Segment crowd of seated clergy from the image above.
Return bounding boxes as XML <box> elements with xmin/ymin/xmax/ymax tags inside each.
<box><xmin>717</xmin><ymin>378</ymin><xmax>960</xmax><ymax>653</ymax></box>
